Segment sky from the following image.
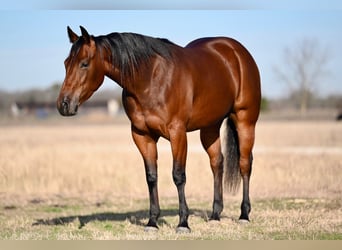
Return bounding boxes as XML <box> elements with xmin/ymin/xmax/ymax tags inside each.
<box><xmin>2</xmin><ymin>0</ymin><xmax>342</xmax><ymax>10</ymax></box>
<box><xmin>0</xmin><ymin>3</ymin><xmax>341</xmax><ymax>98</ymax></box>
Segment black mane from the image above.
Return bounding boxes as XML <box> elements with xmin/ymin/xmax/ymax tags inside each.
<box><xmin>94</xmin><ymin>33</ymin><xmax>176</xmax><ymax>79</ymax></box>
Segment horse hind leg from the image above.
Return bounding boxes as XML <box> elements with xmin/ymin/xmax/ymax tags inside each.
<box><xmin>235</xmin><ymin>119</ymin><xmax>256</xmax><ymax>222</ymax></box>
<box><xmin>200</xmin><ymin>125</ymin><xmax>224</xmax><ymax>221</ymax></box>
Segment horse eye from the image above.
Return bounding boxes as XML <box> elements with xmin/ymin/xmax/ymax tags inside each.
<box><xmin>80</xmin><ymin>61</ymin><xmax>89</xmax><ymax>69</ymax></box>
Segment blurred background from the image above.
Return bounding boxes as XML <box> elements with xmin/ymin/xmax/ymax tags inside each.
<box><xmin>0</xmin><ymin>8</ymin><xmax>342</xmax><ymax>123</ymax></box>
<box><xmin>0</xmin><ymin>2</ymin><xmax>341</xmax><ymax>240</ymax></box>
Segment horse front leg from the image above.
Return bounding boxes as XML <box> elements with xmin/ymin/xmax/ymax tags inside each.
<box><xmin>131</xmin><ymin>126</ymin><xmax>160</xmax><ymax>231</ymax></box>
<box><xmin>169</xmin><ymin>124</ymin><xmax>190</xmax><ymax>233</ymax></box>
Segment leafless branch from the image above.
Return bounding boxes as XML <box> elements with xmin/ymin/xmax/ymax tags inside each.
<box><xmin>273</xmin><ymin>38</ymin><xmax>331</xmax><ymax>113</ymax></box>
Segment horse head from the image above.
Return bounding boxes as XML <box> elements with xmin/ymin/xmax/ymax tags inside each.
<box><xmin>57</xmin><ymin>26</ymin><xmax>105</xmax><ymax>116</ymax></box>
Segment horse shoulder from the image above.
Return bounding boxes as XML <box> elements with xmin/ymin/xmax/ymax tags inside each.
<box><xmin>122</xmin><ymin>90</ymin><xmax>149</xmax><ymax>132</ymax></box>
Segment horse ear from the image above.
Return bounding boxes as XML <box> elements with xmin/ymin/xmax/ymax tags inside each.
<box><xmin>80</xmin><ymin>26</ymin><xmax>90</xmax><ymax>44</ymax></box>
<box><xmin>67</xmin><ymin>26</ymin><xmax>79</xmax><ymax>44</ymax></box>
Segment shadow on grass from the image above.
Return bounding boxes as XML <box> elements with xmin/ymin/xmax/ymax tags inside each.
<box><xmin>32</xmin><ymin>209</ymin><xmax>211</xmax><ymax>229</ymax></box>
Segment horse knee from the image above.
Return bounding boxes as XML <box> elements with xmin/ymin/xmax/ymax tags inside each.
<box><xmin>146</xmin><ymin>171</ymin><xmax>157</xmax><ymax>185</ymax></box>
<box><xmin>172</xmin><ymin>168</ymin><xmax>186</xmax><ymax>186</ymax></box>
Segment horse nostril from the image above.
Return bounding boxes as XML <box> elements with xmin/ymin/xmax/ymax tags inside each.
<box><xmin>58</xmin><ymin>97</ymin><xmax>78</xmax><ymax>116</ymax></box>
<box><xmin>62</xmin><ymin>101</ymin><xmax>69</xmax><ymax>111</ymax></box>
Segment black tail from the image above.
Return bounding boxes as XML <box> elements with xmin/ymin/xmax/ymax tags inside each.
<box><xmin>223</xmin><ymin>118</ymin><xmax>241</xmax><ymax>194</ymax></box>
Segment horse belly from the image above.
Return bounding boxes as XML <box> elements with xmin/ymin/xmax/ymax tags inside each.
<box><xmin>187</xmin><ymin>86</ymin><xmax>234</xmax><ymax>131</ymax></box>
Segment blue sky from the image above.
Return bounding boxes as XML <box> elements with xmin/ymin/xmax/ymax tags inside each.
<box><xmin>0</xmin><ymin>10</ymin><xmax>341</xmax><ymax>98</ymax></box>
<box><xmin>2</xmin><ymin>0</ymin><xmax>342</xmax><ymax>10</ymax></box>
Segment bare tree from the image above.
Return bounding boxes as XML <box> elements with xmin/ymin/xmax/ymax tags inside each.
<box><xmin>274</xmin><ymin>38</ymin><xmax>330</xmax><ymax>115</ymax></box>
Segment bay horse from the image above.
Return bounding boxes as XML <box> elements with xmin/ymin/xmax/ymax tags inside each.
<box><xmin>57</xmin><ymin>26</ymin><xmax>261</xmax><ymax>232</ymax></box>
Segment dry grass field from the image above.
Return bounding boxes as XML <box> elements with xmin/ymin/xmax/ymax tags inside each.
<box><xmin>0</xmin><ymin>118</ymin><xmax>341</xmax><ymax>239</ymax></box>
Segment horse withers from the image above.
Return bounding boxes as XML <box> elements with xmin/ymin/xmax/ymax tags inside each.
<box><xmin>57</xmin><ymin>26</ymin><xmax>261</xmax><ymax>232</ymax></box>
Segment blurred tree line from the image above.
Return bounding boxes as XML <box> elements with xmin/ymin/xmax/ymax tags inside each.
<box><xmin>0</xmin><ymin>82</ymin><xmax>122</xmax><ymax>116</ymax></box>
<box><xmin>260</xmin><ymin>94</ymin><xmax>342</xmax><ymax>112</ymax></box>
<box><xmin>1</xmin><ymin>82</ymin><xmax>340</xmax><ymax>116</ymax></box>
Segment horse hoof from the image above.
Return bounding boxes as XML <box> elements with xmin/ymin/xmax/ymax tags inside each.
<box><xmin>176</xmin><ymin>226</ymin><xmax>191</xmax><ymax>234</ymax></box>
<box><xmin>238</xmin><ymin>219</ymin><xmax>250</xmax><ymax>224</ymax></box>
<box><xmin>144</xmin><ymin>226</ymin><xmax>158</xmax><ymax>232</ymax></box>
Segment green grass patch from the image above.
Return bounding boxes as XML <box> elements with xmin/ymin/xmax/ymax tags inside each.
<box><xmin>0</xmin><ymin>198</ymin><xmax>341</xmax><ymax>239</ymax></box>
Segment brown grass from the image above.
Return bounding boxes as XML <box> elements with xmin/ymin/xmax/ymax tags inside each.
<box><xmin>0</xmin><ymin>119</ymin><xmax>341</xmax><ymax>239</ymax></box>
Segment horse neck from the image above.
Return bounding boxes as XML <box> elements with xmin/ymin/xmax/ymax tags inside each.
<box><xmin>96</xmin><ymin>33</ymin><xmax>175</xmax><ymax>93</ymax></box>
<box><xmin>104</xmin><ymin>55</ymin><xmax>154</xmax><ymax>94</ymax></box>
<box><xmin>104</xmin><ymin>61</ymin><xmax>123</xmax><ymax>87</ymax></box>
<box><xmin>104</xmin><ymin>64</ymin><xmax>138</xmax><ymax>93</ymax></box>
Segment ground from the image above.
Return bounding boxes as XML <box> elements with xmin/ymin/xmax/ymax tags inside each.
<box><xmin>0</xmin><ymin>118</ymin><xmax>341</xmax><ymax>239</ymax></box>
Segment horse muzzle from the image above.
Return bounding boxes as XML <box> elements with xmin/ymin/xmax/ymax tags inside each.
<box><xmin>57</xmin><ymin>96</ymin><xmax>79</xmax><ymax>116</ymax></box>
